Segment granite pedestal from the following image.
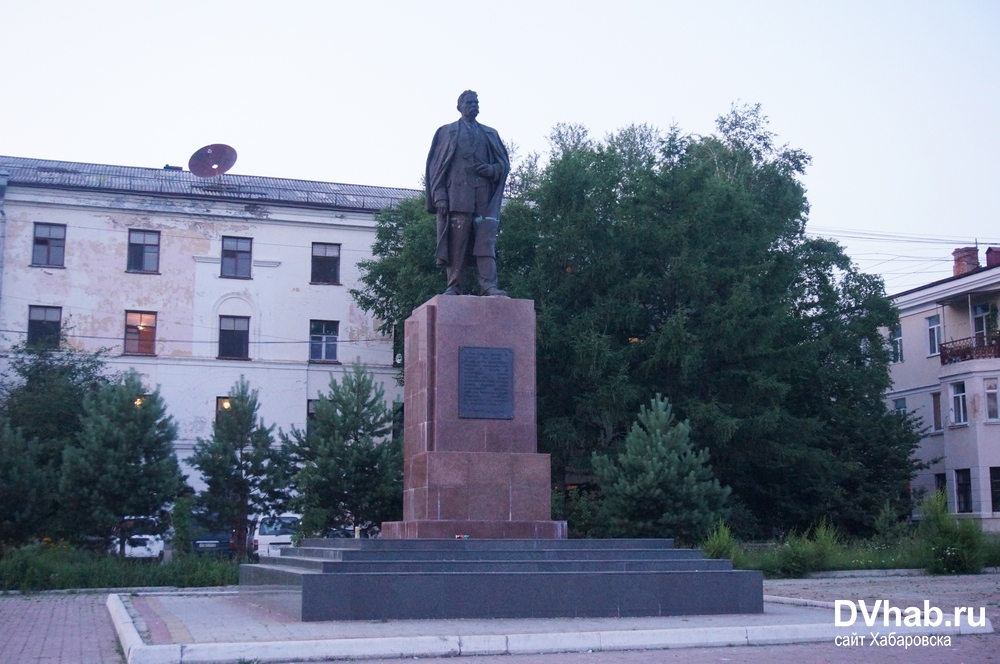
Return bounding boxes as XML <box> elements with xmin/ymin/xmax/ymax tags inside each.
<box><xmin>381</xmin><ymin>295</ymin><xmax>566</xmax><ymax>539</ymax></box>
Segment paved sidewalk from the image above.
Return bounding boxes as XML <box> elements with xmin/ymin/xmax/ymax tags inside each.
<box><xmin>2</xmin><ymin>573</ymin><xmax>997</xmax><ymax>663</ymax></box>
<box><xmin>0</xmin><ymin>593</ymin><xmax>122</xmax><ymax>664</ymax></box>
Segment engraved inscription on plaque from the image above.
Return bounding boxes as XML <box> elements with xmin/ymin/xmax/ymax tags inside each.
<box><xmin>459</xmin><ymin>347</ymin><xmax>514</xmax><ymax>419</ymax></box>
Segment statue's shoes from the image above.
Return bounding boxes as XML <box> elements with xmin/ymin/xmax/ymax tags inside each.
<box><xmin>443</xmin><ymin>287</ymin><xmax>462</xmax><ymax>296</ymax></box>
<box><xmin>483</xmin><ymin>288</ymin><xmax>508</xmax><ymax>297</ymax></box>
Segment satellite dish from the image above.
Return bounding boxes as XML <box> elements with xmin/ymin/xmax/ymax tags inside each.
<box><xmin>188</xmin><ymin>144</ymin><xmax>237</xmax><ymax>178</ymax></box>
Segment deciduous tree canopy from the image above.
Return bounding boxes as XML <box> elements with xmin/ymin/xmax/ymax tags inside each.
<box><xmin>352</xmin><ymin>104</ymin><xmax>922</xmax><ymax>536</ymax></box>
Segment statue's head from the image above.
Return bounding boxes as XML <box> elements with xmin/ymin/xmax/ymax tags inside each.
<box><xmin>457</xmin><ymin>90</ymin><xmax>479</xmax><ymax>120</ymax></box>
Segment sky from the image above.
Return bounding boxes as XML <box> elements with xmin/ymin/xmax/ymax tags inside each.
<box><xmin>2</xmin><ymin>0</ymin><xmax>998</xmax><ymax>294</ymax></box>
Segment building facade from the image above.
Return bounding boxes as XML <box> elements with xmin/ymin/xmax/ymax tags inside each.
<box><xmin>888</xmin><ymin>247</ymin><xmax>1000</xmax><ymax>530</ymax></box>
<box><xmin>0</xmin><ymin>155</ymin><xmax>416</xmax><ymax>485</ymax></box>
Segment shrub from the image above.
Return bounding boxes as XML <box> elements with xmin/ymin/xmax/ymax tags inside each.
<box><xmin>918</xmin><ymin>491</ymin><xmax>985</xmax><ymax>575</ymax></box>
<box><xmin>702</xmin><ymin>522</ymin><xmax>739</xmax><ymax>562</ymax></box>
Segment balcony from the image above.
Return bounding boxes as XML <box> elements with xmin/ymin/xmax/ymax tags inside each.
<box><xmin>940</xmin><ymin>335</ymin><xmax>1000</xmax><ymax>364</ymax></box>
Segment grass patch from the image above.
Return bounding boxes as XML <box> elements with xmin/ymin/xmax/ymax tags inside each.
<box><xmin>0</xmin><ymin>543</ymin><xmax>239</xmax><ymax>592</ymax></box>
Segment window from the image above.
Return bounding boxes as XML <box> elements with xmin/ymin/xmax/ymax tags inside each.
<box><xmin>935</xmin><ymin>473</ymin><xmax>947</xmax><ymax>492</ymax></box>
<box><xmin>219</xmin><ymin>316</ymin><xmax>250</xmax><ymax>359</ymax></box>
<box><xmin>987</xmin><ymin>378</ymin><xmax>999</xmax><ymax>421</ymax></box>
<box><xmin>955</xmin><ymin>469</ymin><xmax>972</xmax><ymax>513</ymax></box>
<box><xmin>307</xmin><ymin>400</ymin><xmax>317</xmax><ymax>421</ymax></box>
<box><xmin>124</xmin><ymin>311</ymin><xmax>156</xmax><ymax>355</ymax></box>
<box><xmin>221</xmin><ymin>237</ymin><xmax>252</xmax><ymax>278</ymax></box>
<box><xmin>311</xmin><ymin>243</ymin><xmax>341</xmax><ymax>284</ymax></box>
<box><xmin>927</xmin><ymin>314</ymin><xmax>941</xmax><ymax>355</ymax></box>
<box><xmin>974</xmin><ymin>303</ymin><xmax>990</xmax><ymax>345</ymax></box>
<box><xmin>32</xmin><ymin>223</ymin><xmax>66</xmax><ymax>266</ymax></box>
<box><xmin>951</xmin><ymin>382</ymin><xmax>968</xmax><ymax>425</ymax></box>
<box><xmin>127</xmin><ymin>230</ymin><xmax>160</xmax><ymax>272</ymax></box>
<box><xmin>27</xmin><ymin>305</ymin><xmax>61</xmax><ymax>347</ymax></box>
<box><xmin>931</xmin><ymin>392</ymin><xmax>943</xmax><ymax>431</ymax></box>
<box><xmin>216</xmin><ymin>397</ymin><xmax>232</xmax><ymax>422</ymax></box>
<box><xmin>892</xmin><ymin>398</ymin><xmax>907</xmax><ymax>414</ymax></box>
<box><xmin>992</xmin><ymin>468</ymin><xmax>1000</xmax><ymax>513</ymax></box>
<box><xmin>309</xmin><ymin>320</ymin><xmax>339</xmax><ymax>361</ymax></box>
<box><xmin>890</xmin><ymin>326</ymin><xmax>903</xmax><ymax>363</ymax></box>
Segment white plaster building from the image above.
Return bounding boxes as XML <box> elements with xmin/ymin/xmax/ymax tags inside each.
<box><xmin>888</xmin><ymin>246</ymin><xmax>1000</xmax><ymax>530</ymax></box>
<box><xmin>0</xmin><ymin>155</ymin><xmax>416</xmax><ymax>485</ymax></box>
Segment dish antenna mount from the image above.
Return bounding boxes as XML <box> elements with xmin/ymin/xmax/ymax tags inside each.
<box><xmin>188</xmin><ymin>144</ymin><xmax>237</xmax><ymax>178</ymax></box>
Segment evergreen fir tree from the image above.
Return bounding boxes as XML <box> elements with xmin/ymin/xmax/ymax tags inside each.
<box><xmin>284</xmin><ymin>362</ymin><xmax>401</xmax><ymax>536</ymax></box>
<box><xmin>593</xmin><ymin>395</ymin><xmax>729</xmax><ymax>543</ymax></box>
<box><xmin>190</xmin><ymin>376</ymin><xmax>287</xmax><ymax>558</ymax></box>
<box><xmin>60</xmin><ymin>371</ymin><xmax>186</xmax><ymax>553</ymax></box>
<box><xmin>0</xmin><ymin>419</ymin><xmax>45</xmax><ymax>552</ymax></box>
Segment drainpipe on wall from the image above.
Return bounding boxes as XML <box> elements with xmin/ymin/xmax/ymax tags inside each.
<box><xmin>0</xmin><ymin>170</ymin><xmax>8</xmax><ymax>311</ymax></box>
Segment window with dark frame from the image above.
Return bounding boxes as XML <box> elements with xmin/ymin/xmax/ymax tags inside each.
<box><xmin>892</xmin><ymin>398</ymin><xmax>906</xmax><ymax>414</ymax></box>
<box><xmin>216</xmin><ymin>396</ymin><xmax>232</xmax><ymax>422</ymax></box>
<box><xmin>986</xmin><ymin>378</ymin><xmax>999</xmax><ymax>421</ymax></box>
<box><xmin>124</xmin><ymin>311</ymin><xmax>157</xmax><ymax>355</ymax></box>
<box><xmin>952</xmin><ymin>382</ymin><xmax>968</xmax><ymax>425</ymax></box>
<box><xmin>32</xmin><ymin>223</ymin><xmax>66</xmax><ymax>266</ymax></box>
<box><xmin>311</xmin><ymin>243</ymin><xmax>341</xmax><ymax>284</ymax></box>
<box><xmin>127</xmin><ymin>230</ymin><xmax>160</xmax><ymax>272</ymax></box>
<box><xmin>927</xmin><ymin>314</ymin><xmax>941</xmax><ymax>355</ymax></box>
<box><xmin>307</xmin><ymin>400</ymin><xmax>317</xmax><ymax>421</ymax></box>
<box><xmin>890</xmin><ymin>326</ymin><xmax>903</xmax><ymax>363</ymax></box>
<box><xmin>955</xmin><ymin>469</ymin><xmax>973</xmax><ymax>513</ymax></box>
<box><xmin>309</xmin><ymin>320</ymin><xmax>339</xmax><ymax>361</ymax></box>
<box><xmin>27</xmin><ymin>305</ymin><xmax>61</xmax><ymax>347</ymax></box>
<box><xmin>221</xmin><ymin>237</ymin><xmax>252</xmax><ymax>278</ymax></box>
<box><xmin>991</xmin><ymin>467</ymin><xmax>1000</xmax><ymax>513</ymax></box>
<box><xmin>218</xmin><ymin>316</ymin><xmax>250</xmax><ymax>359</ymax></box>
<box><xmin>931</xmin><ymin>392</ymin><xmax>943</xmax><ymax>431</ymax></box>
<box><xmin>935</xmin><ymin>473</ymin><xmax>947</xmax><ymax>492</ymax></box>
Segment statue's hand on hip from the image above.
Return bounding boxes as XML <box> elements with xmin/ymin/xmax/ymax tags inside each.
<box><xmin>474</xmin><ymin>163</ymin><xmax>496</xmax><ymax>180</ymax></box>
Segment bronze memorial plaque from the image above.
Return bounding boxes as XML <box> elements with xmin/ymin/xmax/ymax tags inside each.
<box><xmin>459</xmin><ymin>346</ymin><xmax>514</xmax><ymax>419</ymax></box>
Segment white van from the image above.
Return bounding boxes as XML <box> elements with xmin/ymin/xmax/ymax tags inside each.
<box><xmin>252</xmin><ymin>514</ymin><xmax>300</xmax><ymax>557</ymax></box>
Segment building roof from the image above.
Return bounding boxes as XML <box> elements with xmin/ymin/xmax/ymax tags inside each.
<box><xmin>0</xmin><ymin>155</ymin><xmax>419</xmax><ymax>212</ymax></box>
<box><xmin>891</xmin><ymin>263</ymin><xmax>1000</xmax><ymax>300</ymax></box>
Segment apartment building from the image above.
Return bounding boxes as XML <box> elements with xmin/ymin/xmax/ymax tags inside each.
<box><xmin>888</xmin><ymin>246</ymin><xmax>1000</xmax><ymax>530</ymax></box>
<box><xmin>0</xmin><ymin>155</ymin><xmax>416</xmax><ymax>483</ymax></box>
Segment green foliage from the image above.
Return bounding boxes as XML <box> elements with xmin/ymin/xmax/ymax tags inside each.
<box><xmin>592</xmin><ymin>395</ymin><xmax>729</xmax><ymax>543</ymax></box>
<box><xmin>352</xmin><ymin>103</ymin><xmax>922</xmax><ymax>536</ymax></box>
<box><xmin>284</xmin><ymin>362</ymin><xmax>402</xmax><ymax>536</ymax></box>
<box><xmin>0</xmin><ymin>343</ymin><xmax>113</xmax><ymax>539</ymax></box>
<box><xmin>0</xmin><ymin>419</ymin><xmax>45</xmax><ymax>552</ymax></box>
<box><xmin>190</xmin><ymin>376</ymin><xmax>288</xmax><ymax>559</ymax></box>
<box><xmin>59</xmin><ymin>371</ymin><xmax>186</xmax><ymax>551</ymax></box>
<box><xmin>552</xmin><ymin>487</ymin><xmax>607</xmax><ymax>539</ymax></box>
<box><xmin>0</xmin><ymin>542</ymin><xmax>238</xmax><ymax>592</ymax></box>
<box><xmin>918</xmin><ymin>491</ymin><xmax>985</xmax><ymax>574</ymax></box>
<box><xmin>702</xmin><ymin>522</ymin><xmax>740</xmax><ymax>562</ymax></box>
<box><xmin>350</xmin><ymin>197</ymin><xmax>442</xmax><ymax>369</ymax></box>
<box><xmin>170</xmin><ymin>496</ymin><xmax>194</xmax><ymax>558</ymax></box>
<box><xmin>872</xmin><ymin>499</ymin><xmax>914</xmax><ymax>546</ymax></box>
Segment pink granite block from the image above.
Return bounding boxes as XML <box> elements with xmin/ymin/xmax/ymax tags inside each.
<box><xmin>510</xmin><ymin>485</ymin><xmax>552</xmax><ymax>521</ymax></box>
<box><xmin>510</xmin><ymin>453</ymin><xmax>551</xmax><ymax>485</ymax></box>
<box><xmin>408</xmin><ymin>453</ymin><xmax>428</xmax><ymax>488</ymax></box>
<box><xmin>467</xmin><ymin>490</ymin><xmax>510</xmax><ymax>521</ymax></box>
<box><xmin>428</xmin><ymin>487</ymin><xmax>469</xmax><ymax>520</ymax></box>
<box><xmin>467</xmin><ymin>453</ymin><xmax>513</xmax><ymax>486</ymax></box>
<box><xmin>426</xmin><ymin>453</ymin><xmax>469</xmax><ymax>488</ymax></box>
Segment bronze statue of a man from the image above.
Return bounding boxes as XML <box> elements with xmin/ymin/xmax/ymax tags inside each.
<box><xmin>425</xmin><ymin>90</ymin><xmax>510</xmax><ymax>296</ymax></box>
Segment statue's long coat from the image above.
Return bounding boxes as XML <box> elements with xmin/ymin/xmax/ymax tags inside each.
<box><xmin>425</xmin><ymin>120</ymin><xmax>510</xmax><ymax>264</ymax></box>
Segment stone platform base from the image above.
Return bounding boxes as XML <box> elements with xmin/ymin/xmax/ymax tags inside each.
<box><xmin>380</xmin><ymin>519</ymin><xmax>567</xmax><ymax>539</ymax></box>
<box><xmin>239</xmin><ymin>538</ymin><xmax>763</xmax><ymax>621</ymax></box>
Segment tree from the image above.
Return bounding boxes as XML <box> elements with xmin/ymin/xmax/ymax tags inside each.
<box><xmin>190</xmin><ymin>376</ymin><xmax>288</xmax><ymax>558</ymax></box>
<box><xmin>59</xmin><ymin>371</ymin><xmax>186</xmax><ymax>554</ymax></box>
<box><xmin>0</xmin><ymin>419</ymin><xmax>44</xmax><ymax>553</ymax></box>
<box><xmin>284</xmin><ymin>362</ymin><xmax>402</xmax><ymax>536</ymax></box>
<box><xmin>0</xmin><ymin>341</ymin><xmax>112</xmax><ymax>538</ymax></box>
<box><xmin>352</xmin><ymin>103</ymin><xmax>923</xmax><ymax>537</ymax></box>
<box><xmin>592</xmin><ymin>395</ymin><xmax>729</xmax><ymax>543</ymax></box>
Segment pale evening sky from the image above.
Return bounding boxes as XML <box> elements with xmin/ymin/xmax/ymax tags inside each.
<box><xmin>2</xmin><ymin>0</ymin><xmax>997</xmax><ymax>294</ymax></box>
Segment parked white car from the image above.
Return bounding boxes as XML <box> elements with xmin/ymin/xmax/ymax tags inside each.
<box><xmin>109</xmin><ymin>517</ymin><xmax>164</xmax><ymax>560</ymax></box>
<box><xmin>252</xmin><ymin>514</ymin><xmax>300</xmax><ymax>558</ymax></box>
